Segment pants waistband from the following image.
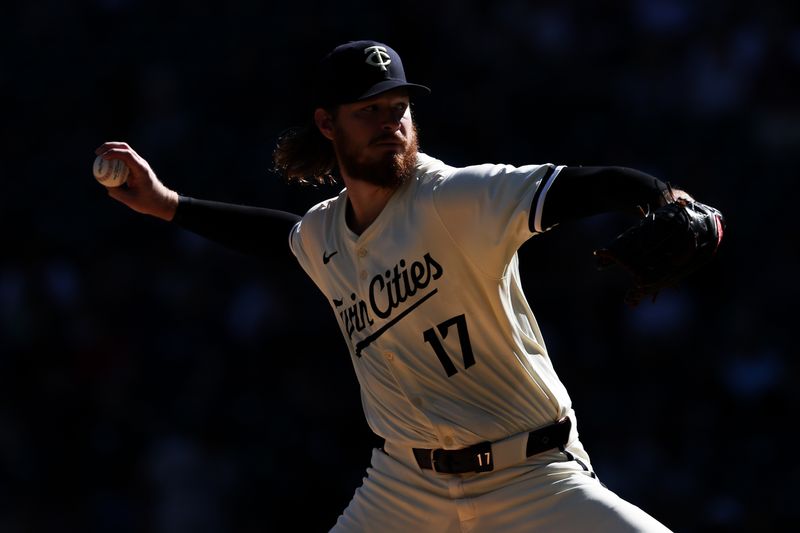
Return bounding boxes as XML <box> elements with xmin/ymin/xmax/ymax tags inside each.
<box><xmin>406</xmin><ymin>417</ymin><xmax>572</xmax><ymax>474</ymax></box>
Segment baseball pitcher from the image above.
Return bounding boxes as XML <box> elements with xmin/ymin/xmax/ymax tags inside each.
<box><xmin>95</xmin><ymin>40</ymin><xmax>724</xmax><ymax>532</ymax></box>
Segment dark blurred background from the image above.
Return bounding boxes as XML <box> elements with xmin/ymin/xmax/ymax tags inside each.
<box><xmin>1</xmin><ymin>0</ymin><xmax>797</xmax><ymax>531</ymax></box>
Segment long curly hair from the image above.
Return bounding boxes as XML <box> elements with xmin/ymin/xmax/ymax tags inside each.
<box><xmin>272</xmin><ymin>117</ymin><xmax>337</xmax><ymax>186</ymax></box>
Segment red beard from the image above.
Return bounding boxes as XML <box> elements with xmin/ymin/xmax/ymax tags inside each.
<box><xmin>334</xmin><ymin>123</ymin><xmax>419</xmax><ymax>189</ymax></box>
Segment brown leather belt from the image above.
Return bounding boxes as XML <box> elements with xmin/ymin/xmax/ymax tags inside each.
<box><xmin>412</xmin><ymin>417</ymin><xmax>572</xmax><ymax>474</ymax></box>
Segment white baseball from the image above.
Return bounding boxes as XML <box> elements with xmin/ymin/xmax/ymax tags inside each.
<box><xmin>93</xmin><ymin>156</ymin><xmax>129</xmax><ymax>187</ymax></box>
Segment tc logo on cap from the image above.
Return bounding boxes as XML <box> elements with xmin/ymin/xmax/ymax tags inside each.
<box><xmin>364</xmin><ymin>45</ymin><xmax>392</xmax><ymax>71</ymax></box>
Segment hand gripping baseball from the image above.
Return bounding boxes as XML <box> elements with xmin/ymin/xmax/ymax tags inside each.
<box><xmin>593</xmin><ymin>189</ymin><xmax>726</xmax><ymax>306</ymax></box>
<box><xmin>94</xmin><ymin>142</ymin><xmax>179</xmax><ymax>221</ymax></box>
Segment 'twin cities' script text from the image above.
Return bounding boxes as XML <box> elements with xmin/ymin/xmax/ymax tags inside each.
<box><xmin>337</xmin><ymin>253</ymin><xmax>443</xmax><ymax>339</ymax></box>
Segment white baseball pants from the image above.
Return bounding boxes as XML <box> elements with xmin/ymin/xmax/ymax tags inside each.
<box><xmin>330</xmin><ymin>439</ymin><xmax>672</xmax><ymax>532</ymax></box>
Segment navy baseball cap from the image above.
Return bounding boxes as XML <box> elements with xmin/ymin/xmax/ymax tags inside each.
<box><xmin>314</xmin><ymin>40</ymin><xmax>430</xmax><ymax>107</ymax></box>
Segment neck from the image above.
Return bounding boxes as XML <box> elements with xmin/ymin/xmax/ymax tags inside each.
<box><xmin>343</xmin><ymin>177</ymin><xmax>397</xmax><ymax>235</ymax></box>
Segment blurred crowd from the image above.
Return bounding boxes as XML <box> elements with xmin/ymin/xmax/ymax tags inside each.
<box><xmin>1</xmin><ymin>0</ymin><xmax>797</xmax><ymax>531</ymax></box>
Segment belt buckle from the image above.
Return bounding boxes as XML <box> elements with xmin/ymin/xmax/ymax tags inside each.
<box><xmin>430</xmin><ymin>448</ymin><xmax>451</xmax><ymax>473</ymax></box>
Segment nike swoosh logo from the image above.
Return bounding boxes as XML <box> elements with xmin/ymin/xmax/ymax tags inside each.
<box><xmin>323</xmin><ymin>250</ymin><xmax>338</xmax><ymax>264</ymax></box>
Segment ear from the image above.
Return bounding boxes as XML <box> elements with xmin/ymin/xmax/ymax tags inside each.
<box><xmin>314</xmin><ymin>108</ymin><xmax>335</xmax><ymax>140</ymax></box>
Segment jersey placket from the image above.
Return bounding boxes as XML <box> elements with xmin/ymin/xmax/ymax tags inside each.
<box><xmin>387</xmin><ymin>360</ymin><xmax>461</xmax><ymax>448</ymax></box>
<box><xmin>353</xmin><ymin>235</ymin><xmax>455</xmax><ymax>445</ymax></box>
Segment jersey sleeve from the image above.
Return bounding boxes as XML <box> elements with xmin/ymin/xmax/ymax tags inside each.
<box><xmin>287</xmin><ymin>198</ymin><xmax>336</xmax><ymax>289</ymax></box>
<box><xmin>431</xmin><ymin>163</ymin><xmax>563</xmax><ymax>277</ymax></box>
<box><xmin>288</xmin><ymin>218</ymin><xmax>311</xmax><ymax>272</ymax></box>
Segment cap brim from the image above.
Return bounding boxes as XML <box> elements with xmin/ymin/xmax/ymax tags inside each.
<box><xmin>357</xmin><ymin>80</ymin><xmax>431</xmax><ymax>101</ymax></box>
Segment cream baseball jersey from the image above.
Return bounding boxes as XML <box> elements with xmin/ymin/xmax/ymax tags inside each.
<box><xmin>289</xmin><ymin>153</ymin><xmax>569</xmax><ymax>449</ymax></box>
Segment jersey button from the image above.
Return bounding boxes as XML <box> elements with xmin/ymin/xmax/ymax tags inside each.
<box><xmin>443</xmin><ymin>436</ymin><xmax>454</xmax><ymax>447</ymax></box>
<box><xmin>384</xmin><ymin>352</ymin><xmax>394</xmax><ymax>361</ymax></box>
<box><xmin>360</xmin><ymin>270</ymin><xmax>368</xmax><ymax>280</ymax></box>
<box><xmin>357</xmin><ymin>247</ymin><xmax>368</xmax><ymax>258</ymax></box>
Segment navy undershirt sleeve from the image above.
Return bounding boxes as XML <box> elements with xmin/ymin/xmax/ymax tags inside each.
<box><xmin>172</xmin><ymin>196</ymin><xmax>301</xmax><ymax>261</ymax></box>
<box><xmin>532</xmin><ymin>166</ymin><xmax>669</xmax><ymax>232</ymax></box>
